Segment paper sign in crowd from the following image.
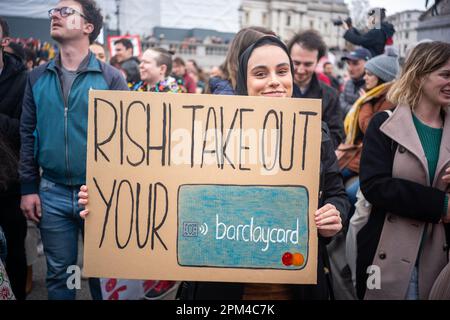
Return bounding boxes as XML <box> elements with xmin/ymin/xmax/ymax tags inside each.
<box><xmin>83</xmin><ymin>90</ymin><xmax>322</xmax><ymax>284</ymax></box>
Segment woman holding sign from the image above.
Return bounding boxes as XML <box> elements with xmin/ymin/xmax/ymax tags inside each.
<box><xmin>78</xmin><ymin>35</ymin><xmax>349</xmax><ymax>300</ymax></box>
<box><xmin>177</xmin><ymin>35</ymin><xmax>350</xmax><ymax>300</ymax></box>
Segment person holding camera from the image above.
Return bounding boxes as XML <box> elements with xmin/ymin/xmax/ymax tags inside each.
<box><xmin>340</xmin><ymin>8</ymin><xmax>395</xmax><ymax>58</ymax></box>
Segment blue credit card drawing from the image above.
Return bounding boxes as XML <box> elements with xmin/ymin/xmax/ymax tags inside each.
<box><xmin>177</xmin><ymin>184</ymin><xmax>309</xmax><ymax>270</ymax></box>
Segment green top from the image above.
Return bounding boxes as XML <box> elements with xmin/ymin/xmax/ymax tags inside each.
<box><xmin>412</xmin><ymin>113</ymin><xmax>448</xmax><ymax>216</ymax></box>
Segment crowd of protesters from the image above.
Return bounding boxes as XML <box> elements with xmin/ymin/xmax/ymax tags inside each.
<box><xmin>0</xmin><ymin>0</ymin><xmax>449</xmax><ymax>301</ymax></box>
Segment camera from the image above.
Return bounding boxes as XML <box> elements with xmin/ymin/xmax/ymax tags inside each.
<box><xmin>332</xmin><ymin>17</ymin><xmax>352</xmax><ymax>27</ymax></box>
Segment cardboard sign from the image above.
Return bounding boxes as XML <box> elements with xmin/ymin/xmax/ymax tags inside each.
<box><xmin>83</xmin><ymin>90</ymin><xmax>322</xmax><ymax>284</ymax></box>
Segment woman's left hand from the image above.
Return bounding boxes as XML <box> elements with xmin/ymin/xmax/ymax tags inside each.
<box><xmin>315</xmin><ymin>203</ymin><xmax>342</xmax><ymax>238</ymax></box>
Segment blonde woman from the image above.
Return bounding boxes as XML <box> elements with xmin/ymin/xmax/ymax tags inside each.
<box><xmin>357</xmin><ymin>41</ymin><xmax>450</xmax><ymax>299</ymax></box>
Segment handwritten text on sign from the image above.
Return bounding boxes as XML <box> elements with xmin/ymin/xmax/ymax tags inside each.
<box><xmin>84</xmin><ymin>90</ymin><xmax>321</xmax><ymax>284</ymax></box>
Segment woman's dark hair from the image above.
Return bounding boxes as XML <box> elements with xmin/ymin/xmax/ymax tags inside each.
<box><xmin>74</xmin><ymin>0</ymin><xmax>103</xmax><ymax>44</ymax></box>
<box><xmin>219</xmin><ymin>61</ymin><xmax>229</xmax><ymax>80</ymax></box>
<box><xmin>376</xmin><ymin>78</ymin><xmax>386</xmax><ymax>87</ymax></box>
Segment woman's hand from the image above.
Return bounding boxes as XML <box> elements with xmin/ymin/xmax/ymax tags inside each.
<box><xmin>359</xmin><ymin>88</ymin><xmax>366</xmax><ymax>97</ymax></box>
<box><xmin>315</xmin><ymin>203</ymin><xmax>342</xmax><ymax>238</ymax></box>
<box><xmin>78</xmin><ymin>185</ymin><xmax>89</xmax><ymax>219</ymax></box>
<box><xmin>443</xmin><ymin>167</ymin><xmax>450</xmax><ymax>185</ymax></box>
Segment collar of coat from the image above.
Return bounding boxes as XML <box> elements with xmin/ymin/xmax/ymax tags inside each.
<box><xmin>380</xmin><ymin>103</ymin><xmax>450</xmax><ymax>187</ymax></box>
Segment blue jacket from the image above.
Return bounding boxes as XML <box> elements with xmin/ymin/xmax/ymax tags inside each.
<box><xmin>19</xmin><ymin>52</ymin><xmax>129</xmax><ymax>195</ymax></box>
<box><xmin>208</xmin><ymin>77</ymin><xmax>234</xmax><ymax>95</ymax></box>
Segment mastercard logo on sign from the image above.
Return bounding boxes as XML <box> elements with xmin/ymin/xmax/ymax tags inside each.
<box><xmin>282</xmin><ymin>252</ymin><xmax>304</xmax><ymax>267</ymax></box>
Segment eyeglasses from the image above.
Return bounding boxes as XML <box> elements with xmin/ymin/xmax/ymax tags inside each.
<box><xmin>48</xmin><ymin>7</ymin><xmax>88</xmax><ymax>20</ymax></box>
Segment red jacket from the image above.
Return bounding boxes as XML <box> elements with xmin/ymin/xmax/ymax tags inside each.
<box><xmin>317</xmin><ymin>72</ymin><xmax>331</xmax><ymax>86</ymax></box>
<box><xmin>183</xmin><ymin>73</ymin><xmax>197</xmax><ymax>93</ymax></box>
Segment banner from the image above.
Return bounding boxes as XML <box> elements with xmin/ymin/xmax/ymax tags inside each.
<box><xmin>83</xmin><ymin>90</ymin><xmax>322</xmax><ymax>284</ymax></box>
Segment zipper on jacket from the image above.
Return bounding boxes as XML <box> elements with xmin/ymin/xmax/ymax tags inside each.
<box><xmin>52</xmin><ymin>68</ymin><xmax>72</xmax><ymax>185</ymax></box>
<box><xmin>55</xmin><ymin>69</ymin><xmax>89</xmax><ymax>186</ymax></box>
<box><xmin>64</xmin><ymin>97</ymin><xmax>71</xmax><ymax>186</ymax></box>
<box><xmin>52</xmin><ymin>59</ymin><xmax>101</xmax><ymax>185</ymax></box>
<box><xmin>63</xmin><ymin>74</ymin><xmax>84</xmax><ymax>187</ymax></box>
<box><xmin>64</xmin><ymin>70</ymin><xmax>93</xmax><ymax>186</ymax></box>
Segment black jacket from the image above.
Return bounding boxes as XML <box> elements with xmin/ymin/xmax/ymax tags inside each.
<box><xmin>344</xmin><ymin>22</ymin><xmax>395</xmax><ymax>57</ymax></box>
<box><xmin>179</xmin><ymin>123</ymin><xmax>350</xmax><ymax>300</ymax></box>
<box><xmin>0</xmin><ymin>53</ymin><xmax>27</xmax><ymax>195</ymax></box>
<box><xmin>328</xmin><ymin>75</ymin><xmax>341</xmax><ymax>93</ymax></box>
<box><xmin>208</xmin><ymin>77</ymin><xmax>234</xmax><ymax>95</ymax></box>
<box><xmin>121</xmin><ymin>56</ymin><xmax>141</xmax><ymax>83</ymax></box>
<box><xmin>298</xmin><ymin>73</ymin><xmax>344</xmax><ymax>149</ymax></box>
<box><xmin>0</xmin><ymin>52</ymin><xmax>27</xmax><ymax>150</ymax></box>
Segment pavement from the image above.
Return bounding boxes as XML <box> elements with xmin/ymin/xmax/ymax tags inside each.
<box><xmin>26</xmin><ymin>237</ymin><xmax>177</xmax><ymax>300</ymax></box>
<box><xmin>26</xmin><ymin>237</ymin><xmax>92</xmax><ymax>300</ymax></box>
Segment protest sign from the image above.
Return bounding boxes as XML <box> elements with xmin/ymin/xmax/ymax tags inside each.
<box><xmin>83</xmin><ymin>90</ymin><xmax>322</xmax><ymax>284</ymax></box>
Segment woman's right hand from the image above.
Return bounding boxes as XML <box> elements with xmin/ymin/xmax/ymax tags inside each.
<box><xmin>78</xmin><ymin>185</ymin><xmax>89</xmax><ymax>219</ymax></box>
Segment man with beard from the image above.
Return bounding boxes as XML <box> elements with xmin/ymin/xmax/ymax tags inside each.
<box><xmin>288</xmin><ymin>30</ymin><xmax>344</xmax><ymax>149</ymax></box>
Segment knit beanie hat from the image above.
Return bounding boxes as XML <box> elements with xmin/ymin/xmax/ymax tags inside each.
<box><xmin>364</xmin><ymin>50</ymin><xmax>399</xmax><ymax>82</ymax></box>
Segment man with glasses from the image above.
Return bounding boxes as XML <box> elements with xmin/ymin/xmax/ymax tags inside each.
<box><xmin>19</xmin><ymin>0</ymin><xmax>128</xmax><ymax>300</ymax></box>
<box><xmin>340</xmin><ymin>7</ymin><xmax>395</xmax><ymax>57</ymax></box>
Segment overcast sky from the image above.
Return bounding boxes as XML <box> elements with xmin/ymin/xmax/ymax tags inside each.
<box><xmin>344</xmin><ymin>0</ymin><xmax>428</xmax><ymax>15</ymax></box>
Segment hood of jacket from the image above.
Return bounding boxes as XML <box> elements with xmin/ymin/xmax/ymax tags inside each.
<box><xmin>0</xmin><ymin>52</ymin><xmax>26</xmax><ymax>84</ymax></box>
